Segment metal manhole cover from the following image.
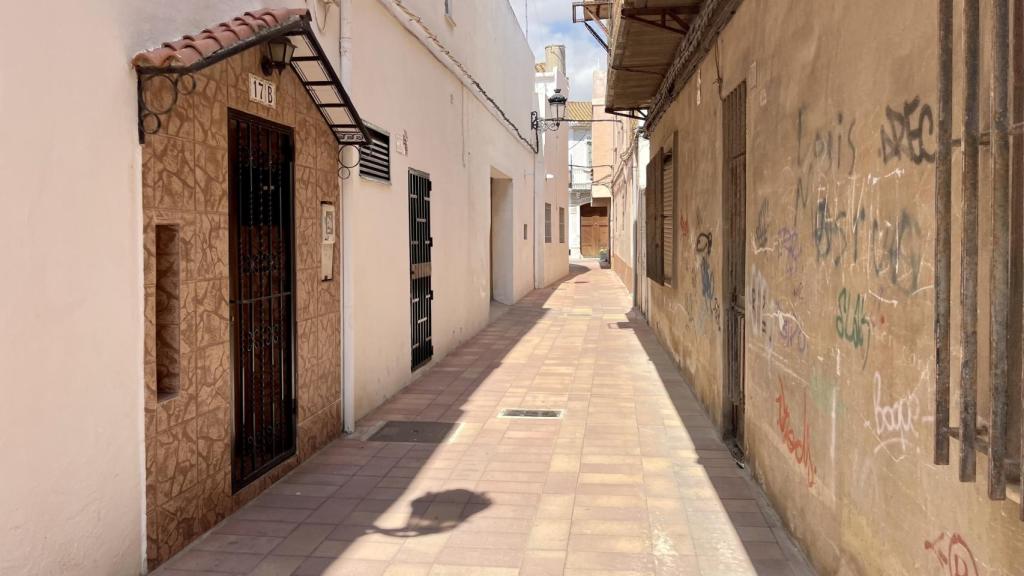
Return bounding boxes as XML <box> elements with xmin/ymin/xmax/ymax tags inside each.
<box><xmin>498</xmin><ymin>409</ymin><xmax>564</xmax><ymax>419</ymax></box>
<box><xmin>367</xmin><ymin>421</ymin><xmax>458</xmax><ymax>443</ymax></box>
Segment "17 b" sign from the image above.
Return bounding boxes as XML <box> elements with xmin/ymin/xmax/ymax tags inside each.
<box><xmin>249</xmin><ymin>74</ymin><xmax>277</xmax><ymax>109</ymax></box>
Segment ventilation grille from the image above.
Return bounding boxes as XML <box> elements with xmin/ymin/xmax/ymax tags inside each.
<box><xmin>359</xmin><ymin>127</ymin><xmax>390</xmax><ymax>182</ymax></box>
<box><xmin>499</xmin><ymin>409</ymin><xmax>564</xmax><ymax>419</ymax></box>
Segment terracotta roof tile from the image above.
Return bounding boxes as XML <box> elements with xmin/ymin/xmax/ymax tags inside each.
<box><xmin>133</xmin><ymin>8</ymin><xmax>307</xmax><ymax>70</ymax></box>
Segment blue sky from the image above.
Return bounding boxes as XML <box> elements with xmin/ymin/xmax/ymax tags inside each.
<box><xmin>509</xmin><ymin>0</ymin><xmax>608</xmax><ymax>101</ymax></box>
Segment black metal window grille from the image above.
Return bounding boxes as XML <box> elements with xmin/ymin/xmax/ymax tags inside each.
<box><xmin>360</xmin><ymin>127</ymin><xmax>390</xmax><ymax>182</ymax></box>
<box><xmin>559</xmin><ymin>206</ymin><xmax>566</xmax><ymax>243</ymax></box>
<box><xmin>228</xmin><ymin>110</ymin><xmax>296</xmax><ymax>492</ymax></box>
<box><xmin>409</xmin><ymin>170</ymin><xmax>434</xmax><ymax>370</ymax></box>
<box><xmin>545</xmin><ymin>203</ymin><xmax>552</xmax><ymax>243</ymax></box>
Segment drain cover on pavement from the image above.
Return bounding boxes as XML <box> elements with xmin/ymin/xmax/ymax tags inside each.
<box><xmin>498</xmin><ymin>409</ymin><xmax>564</xmax><ymax>419</ymax></box>
<box><xmin>367</xmin><ymin>421</ymin><xmax>458</xmax><ymax>443</ymax></box>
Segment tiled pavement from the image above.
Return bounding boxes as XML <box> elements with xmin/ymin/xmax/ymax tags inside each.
<box><xmin>154</xmin><ymin>262</ymin><xmax>816</xmax><ymax>576</ymax></box>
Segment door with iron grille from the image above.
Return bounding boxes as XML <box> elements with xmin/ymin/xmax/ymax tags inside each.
<box><xmin>409</xmin><ymin>170</ymin><xmax>434</xmax><ymax>370</ymax></box>
<box><xmin>723</xmin><ymin>83</ymin><xmax>747</xmax><ymax>447</ymax></box>
<box><xmin>228</xmin><ymin>110</ymin><xmax>296</xmax><ymax>491</ymax></box>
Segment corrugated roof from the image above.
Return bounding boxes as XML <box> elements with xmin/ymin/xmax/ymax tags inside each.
<box><xmin>565</xmin><ymin>101</ymin><xmax>593</xmax><ymax>122</ymax></box>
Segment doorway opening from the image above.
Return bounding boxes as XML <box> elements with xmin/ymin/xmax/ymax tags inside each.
<box><xmin>579</xmin><ymin>203</ymin><xmax>609</xmax><ymax>258</ymax></box>
<box><xmin>489</xmin><ymin>170</ymin><xmax>514</xmax><ymax>307</ymax></box>
<box><xmin>227</xmin><ymin>110</ymin><xmax>297</xmax><ymax>492</ymax></box>
<box><xmin>722</xmin><ymin>82</ymin><xmax>748</xmax><ymax>450</ymax></box>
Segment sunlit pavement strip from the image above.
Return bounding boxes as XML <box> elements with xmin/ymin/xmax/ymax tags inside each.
<box><xmin>155</xmin><ymin>261</ymin><xmax>816</xmax><ymax>576</ymax></box>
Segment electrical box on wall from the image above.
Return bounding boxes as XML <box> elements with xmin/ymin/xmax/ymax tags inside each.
<box><xmin>320</xmin><ymin>202</ymin><xmax>336</xmax><ymax>280</ymax></box>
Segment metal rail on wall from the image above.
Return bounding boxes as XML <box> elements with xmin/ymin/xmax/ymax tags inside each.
<box><xmin>933</xmin><ymin>0</ymin><xmax>1020</xmax><ymax>512</ymax></box>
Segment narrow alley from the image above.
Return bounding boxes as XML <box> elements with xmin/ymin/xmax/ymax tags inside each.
<box><xmin>153</xmin><ymin>263</ymin><xmax>813</xmax><ymax>576</ymax></box>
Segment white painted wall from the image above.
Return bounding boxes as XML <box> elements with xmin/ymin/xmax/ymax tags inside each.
<box><xmin>0</xmin><ymin>2</ymin><xmax>330</xmax><ymax>574</ymax></box>
<box><xmin>535</xmin><ymin>67</ymin><xmax>571</xmax><ymax>287</ymax></box>
<box><xmin>344</xmin><ymin>0</ymin><xmax>537</xmax><ymax>419</ymax></box>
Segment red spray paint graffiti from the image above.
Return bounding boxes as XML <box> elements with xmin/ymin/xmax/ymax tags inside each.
<box><xmin>925</xmin><ymin>532</ymin><xmax>979</xmax><ymax>576</ymax></box>
<box><xmin>775</xmin><ymin>378</ymin><xmax>817</xmax><ymax>488</ymax></box>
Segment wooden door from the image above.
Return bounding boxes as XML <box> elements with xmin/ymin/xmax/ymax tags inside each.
<box><xmin>580</xmin><ymin>204</ymin><xmax>608</xmax><ymax>257</ymax></box>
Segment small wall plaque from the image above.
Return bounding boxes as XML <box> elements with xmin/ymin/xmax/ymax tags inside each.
<box><xmin>249</xmin><ymin>74</ymin><xmax>277</xmax><ymax>109</ymax></box>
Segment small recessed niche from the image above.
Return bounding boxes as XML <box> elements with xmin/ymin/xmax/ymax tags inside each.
<box><xmin>155</xmin><ymin>224</ymin><xmax>182</xmax><ymax>402</ymax></box>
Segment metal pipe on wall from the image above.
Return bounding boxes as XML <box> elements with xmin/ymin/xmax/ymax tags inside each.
<box><xmin>934</xmin><ymin>0</ymin><xmax>953</xmax><ymax>466</ymax></box>
<box><xmin>340</xmin><ymin>0</ymin><xmax>356</xmax><ymax>433</ymax></box>
<box><xmin>989</xmin><ymin>0</ymin><xmax>1011</xmax><ymax>500</ymax></box>
<box><xmin>1012</xmin><ymin>0</ymin><xmax>1024</xmax><ymax>520</ymax></box>
<box><xmin>959</xmin><ymin>0</ymin><xmax>981</xmax><ymax>482</ymax></box>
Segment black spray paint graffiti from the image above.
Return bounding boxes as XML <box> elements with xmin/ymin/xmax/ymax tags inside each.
<box><xmin>695</xmin><ymin>232</ymin><xmax>721</xmax><ymax>330</ymax></box>
<box><xmin>793</xmin><ymin>108</ymin><xmax>857</xmax><ymax>226</ymax></box>
<box><xmin>754</xmin><ymin>198</ymin><xmax>770</xmax><ymax>250</ymax></box>
<box><xmin>812</xmin><ymin>197</ymin><xmax>867</xmax><ymax>267</ymax></box>
<box><xmin>880</xmin><ymin>97</ymin><xmax>935</xmax><ymax>165</ymax></box>
<box><xmin>835</xmin><ymin>287</ymin><xmax>872</xmax><ymax>369</ymax></box>
<box><xmin>869</xmin><ymin>209</ymin><xmax>924</xmax><ymax>295</ymax></box>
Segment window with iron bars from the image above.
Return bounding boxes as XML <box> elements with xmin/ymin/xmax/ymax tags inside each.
<box><xmin>544</xmin><ymin>203</ymin><xmax>552</xmax><ymax>244</ymax></box>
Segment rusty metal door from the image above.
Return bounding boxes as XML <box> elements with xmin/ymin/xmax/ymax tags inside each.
<box><xmin>409</xmin><ymin>170</ymin><xmax>434</xmax><ymax>370</ymax></box>
<box><xmin>228</xmin><ymin>110</ymin><xmax>296</xmax><ymax>491</ymax></box>
<box><xmin>723</xmin><ymin>83</ymin><xmax>747</xmax><ymax>446</ymax></box>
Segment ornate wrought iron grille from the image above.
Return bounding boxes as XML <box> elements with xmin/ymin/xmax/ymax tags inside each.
<box><xmin>409</xmin><ymin>170</ymin><xmax>434</xmax><ymax>370</ymax></box>
<box><xmin>228</xmin><ymin>110</ymin><xmax>296</xmax><ymax>491</ymax></box>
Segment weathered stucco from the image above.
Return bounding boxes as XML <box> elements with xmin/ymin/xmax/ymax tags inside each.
<box><xmin>644</xmin><ymin>0</ymin><xmax>1024</xmax><ymax>574</ymax></box>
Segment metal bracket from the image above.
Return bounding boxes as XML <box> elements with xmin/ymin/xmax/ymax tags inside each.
<box><xmin>338</xmin><ymin>143</ymin><xmax>368</xmax><ymax>179</ymax></box>
<box><xmin>137</xmin><ymin>72</ymin><xmax>196</xmax><ymax>143</ymax></box>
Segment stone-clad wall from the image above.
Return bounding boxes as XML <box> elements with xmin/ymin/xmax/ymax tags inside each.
<box><xmin>141</xmin><ymin>46</ymin><xmax>341</xmax><ymax>568</ymax></box>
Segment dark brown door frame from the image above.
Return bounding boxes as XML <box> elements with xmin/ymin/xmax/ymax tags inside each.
<box><xmin>722</xmin><ymin>83</ymin><xmax>748</xmax><ymax>446</ymax></box>
<box><xmin>228</xmin><ymin>109</ymin><xmax>297</xmax><ymax>492</ymax></box>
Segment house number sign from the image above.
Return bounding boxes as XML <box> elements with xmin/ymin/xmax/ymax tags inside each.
<box><xmin>248</xmin><ymin>74</ymin><xmax>277</xmax><ymax>108</ymax></box>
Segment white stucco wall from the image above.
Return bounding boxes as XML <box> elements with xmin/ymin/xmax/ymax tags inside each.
<box><xmin>535</xmin><ymin>69</ymin><xmax>571</xmax><ymax>287</ymax></box>
<box><xmin>344</xmin><ymin>0</ymin><xmax>537</xmax><ymax>419</ymax></box>
<box><xmin>0</xmin><ymin>2</ymin><xmax>330</xmax><ymax>574</ymax></box>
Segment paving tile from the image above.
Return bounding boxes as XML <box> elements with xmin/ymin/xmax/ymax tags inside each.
<box><xmin>272</xmin><ymin>524</ymin><xmax>334</xmax><ymax>556</ymax></box>
<box><xmin>153</xmin><ymin>263</ymin><xmax>816</xmax><ymax>576</ymax></box>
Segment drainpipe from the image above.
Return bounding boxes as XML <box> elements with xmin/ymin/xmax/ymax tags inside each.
<box><xmin>340</xmin><ymin>0</ymin><xmax>356</xmax><ymax>434</ymax></box>
<box><xmin>632</xmin><ymin>129</ymin><xmax>639</xmax><ymax>307</ymax></box>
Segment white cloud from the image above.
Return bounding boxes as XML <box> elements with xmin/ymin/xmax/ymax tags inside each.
<box><xmin>510</xmin><ymin>0</ymin><xmax>607</xmax><ymax>101</ymax></box>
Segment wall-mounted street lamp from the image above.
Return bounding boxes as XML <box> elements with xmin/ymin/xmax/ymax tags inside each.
<box><xmin>262</xmin><ymin>37</ymin><xmax>296</xmax><ymax>76</ymax></box>
<box><xmin>531</xmin><ymin>88</ymin><xmax>569</xmax><ymax>133</ymax></box>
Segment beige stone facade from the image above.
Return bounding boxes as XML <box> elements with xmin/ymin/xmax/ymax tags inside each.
<box><xmin>141</xmin><ymin>45</ymin><xmax>342</xmax><ymax>568</ymax></box>
<box><xmin>628</xmin><ymin>0</ymin><xmax>1024</xmax><ymax>573</ymax></box>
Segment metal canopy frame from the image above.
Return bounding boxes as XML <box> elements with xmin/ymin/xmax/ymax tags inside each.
<box><xmin>620</xmin><ymin>6</ymin><xmax>698</xmax><ymax>35</ymax></box>
<box><xmin>572</xmin><ymin>1</ymin><xmax>612</xmax><ymax>52</ymax></box>
<box><xmin>135</xmin><ymin>12</ymin><xmax>370</xmax><ymax>147</ymax></box>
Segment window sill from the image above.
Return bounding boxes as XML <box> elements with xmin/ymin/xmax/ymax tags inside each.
<box><xmin>359</xmin><ymin>174</ymin><xmax>391</xmax><ymax>186</ymax></box>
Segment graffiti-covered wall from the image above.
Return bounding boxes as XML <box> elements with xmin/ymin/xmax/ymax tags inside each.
<box><xmin>644</xmin><ymin>0</ymin><xmax>1023</xmax><ymax>573</ymax></box>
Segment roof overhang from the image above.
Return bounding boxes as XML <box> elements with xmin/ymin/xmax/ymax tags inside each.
<box><xmin>133</xmin><ymin>9</ymin><xmax>370</xmax><ymax>146</ymax></box>
<box><xmin>605</xmin><ymin>0</ymin><xmax>703</xmax><ymax>112</ymax></box>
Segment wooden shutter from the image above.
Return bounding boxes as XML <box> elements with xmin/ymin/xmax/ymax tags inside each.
<box><xmin>646</xmin><ymin>148</ymin><xmax>664</xmax><ymax>284</ymax></box>
<box><xmin>662</xmin><ymin>150</ymin><xmax>674</xmax><ymax>284</ymax></box>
